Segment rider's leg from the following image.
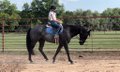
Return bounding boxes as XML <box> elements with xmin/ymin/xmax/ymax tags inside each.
<box><xmin>59</xmin><ymin>24</ymin><xmax>63</xmax><ymax>33</ymax></box>
<box><xmin>50</xmin><ymin>21</ymin><xmax>61</xmax><ymax>43</ymax></box>
<box><xmin>50</xmin><ymin>21</ymin><xmax>61</xmax><ymax>34</ymax></box>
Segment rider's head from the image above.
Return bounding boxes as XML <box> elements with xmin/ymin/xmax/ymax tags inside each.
<box><xmin>50</xmin><ymin>5</ymin><xmax>56</xmax><ymax>11</ymax></box>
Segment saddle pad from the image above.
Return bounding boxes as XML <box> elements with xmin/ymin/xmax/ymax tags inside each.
<box><xmin>45</xmin><ymin>24</ymin><xmax>63</xmax><ymax>35</ymax></box>
<box><xmin>46</xmin><ymin>27</ymin><xmax>56</xmax><ymax>34</ymax></box>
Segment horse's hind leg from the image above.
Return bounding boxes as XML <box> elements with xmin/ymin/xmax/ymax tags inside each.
<box><xmin>53</xmin><ymin>44</ymin><xmax>63</xmax><ymax>63</ymax></box>
<box><xmin>28</xmin><ymin>49</ymin><xmax>33</xmax><ymax>62</ymax></box>
<box><xmin>28</xmin><ymin>41</ymin><xmax>37</xmax><ymax>62</ymax></box>
<box><xmin>39</xmin><ymin>40</ymin><xmax>48</xmax><ymax>61</ymax></box>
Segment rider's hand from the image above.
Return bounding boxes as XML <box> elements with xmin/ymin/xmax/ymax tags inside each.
<box><xmin>59</xmin><ymin>20</ymin><xmax>63</xmax><ymax>24</ymax></box>
<box><xmin>57</xmin><ymin>19</ymin><xmax>63</xmax><ymax>24</ymax></box>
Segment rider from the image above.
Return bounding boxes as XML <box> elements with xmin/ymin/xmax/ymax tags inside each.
<box><xmin>48</xmin><ymin>5</ymin><xmax>63</xmax><ymax>39</ymax></box>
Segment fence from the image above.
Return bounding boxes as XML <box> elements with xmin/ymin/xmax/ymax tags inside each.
<box><xmin>0</xmin><ymin>16</ymin><xmax>120</xmax><ymax>52</ymax></box>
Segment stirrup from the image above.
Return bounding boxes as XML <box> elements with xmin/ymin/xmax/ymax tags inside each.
<box><xmin>54</xmin><ymin>34</ymin><xmax>59</xmax><ymax>44</ymax></box>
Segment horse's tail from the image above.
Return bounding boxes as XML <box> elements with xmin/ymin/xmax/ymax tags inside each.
<box><xmin>26</xmin><ymin>28</ymin><xmax>31</xmax><ymax>53</ymax></box>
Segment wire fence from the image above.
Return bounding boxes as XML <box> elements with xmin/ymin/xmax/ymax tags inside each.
<box><xmin>0</xmin><ymin>16</ymin><xmax>120</xmax><ymax>52</ymax></box>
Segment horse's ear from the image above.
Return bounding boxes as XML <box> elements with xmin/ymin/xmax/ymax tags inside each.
<box><xmin>87</xmin><ymin>29</ymin><xmax>91</xmax><ymax>32</ymax></box>
<box><xmin>76</xmin><ymin>24</ymin><xmax>81</xmax><ymax>27</ymax></box>
<box><xmin>87</xmin><ymin>29</ymin><xmax>91</xmax><ymax>36</ymax></box>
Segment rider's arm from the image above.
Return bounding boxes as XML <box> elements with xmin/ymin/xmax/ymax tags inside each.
<box><xmin>50</xmin><ymin>12</ymin><xmax>61</xmax><ymax>24</ymax></box>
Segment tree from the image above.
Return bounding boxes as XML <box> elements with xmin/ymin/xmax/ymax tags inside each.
<box><xmin>63</xmin><ymin>11</ymin><xmax>74</xmax><ymax>25</ymax></box>
<box><xmin>0</xmin><ymin>0</ymin><xmax>20</xmax><ymax>31</ymax></box>
<box><xmin>30</xmin><ymin>0</ymin><xmax>64</xmax><ymax>24</ymax></box>
<box><xmin>18</xmin><ymin>0</ymin><xmax>64</xmax><ymax>30</ymax></box>
<box><xmin>101</xmin><ymin>8</ymin><xmax>120</xmax><ymax>30</ymax></box>
<box><xmin>92</xmin><ymin>11</ymin><xmax>101</xmax><ymax>30</ymax></box>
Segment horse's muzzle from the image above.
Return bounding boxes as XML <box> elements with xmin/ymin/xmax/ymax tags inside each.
<box><xmin>79</xmin><ymin>41</ymin><xmax>84</xmax><ymax>45</ymax></box>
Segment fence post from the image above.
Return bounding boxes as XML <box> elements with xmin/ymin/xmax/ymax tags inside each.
<box><xmin>92</xmin><ymin>32</ymin><xmax>94</xmax><ymax>52</ymax></box>
<box><xmin>2</xmin><ymin>20</ymin><xmax>5</xmax><ymax>52</ymax></box>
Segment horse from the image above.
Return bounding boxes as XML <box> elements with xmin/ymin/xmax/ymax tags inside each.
<box><xmin>26</xmin><ymin>24</ymin><xmax>91</xmax><ymax>64</ymax></box>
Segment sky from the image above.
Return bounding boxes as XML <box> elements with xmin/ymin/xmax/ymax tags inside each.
<box><xmin>9</xmin><ymin>0</ymin><xmax>120</xmax><ymax>13</ymax></box>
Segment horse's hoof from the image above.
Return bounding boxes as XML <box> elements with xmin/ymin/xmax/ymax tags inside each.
<box><xmin>46</xmin><ymin>59</ymin><xmax>49</xmax><ymax>61</ymax></box>
<box><xmin>52</xmin><ymin>60</ymin><xmax>55</xmax><ymax>64</ymax></box>
<box><xmin>29</xmin><ymin>59</ymin><xmax>33</xmax><ymax>63</ymax></box>
<box><xmin>70</xmin><ymin>62</ymin><xmax>73</xmax><ymax>64</ymax></box>
<box><xmin>52</xmin><ymin>61</ymin><xmax>55</xmax><ymax>63</ymax></box>
<box><xmin>30</xmin><ymin>61</ymin><xmax>33</xmax><ymax>63</ymax></box>
<box><xmin>69</xmin><ymin>60</ymin><xmax>73</xmax><ymax>64</ymax></box>
<box><xmin>79</xmin><ymin>55</ymin><xmax>83</xmax><ymax>57</ymax></box>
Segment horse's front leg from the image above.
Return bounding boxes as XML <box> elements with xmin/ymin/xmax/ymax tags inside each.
<box><xmin>53</xmin><ymin>44</ymin><xmax>63</xmax><ymax>63</ymax></box>
<box><xmin>64</xmin><ymin>43</ymin><xmax>73</xmax><ymax>64</ymax></box>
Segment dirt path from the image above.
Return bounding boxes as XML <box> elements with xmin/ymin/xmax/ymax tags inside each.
<box><xmin>1</xmin><ymin>51</ymin><xmax>120</xmax><ymax>72</ymax></box>
<box><xmin>21</xmin><ymin>60</ymin><xmax>120</xmax><ymax>72</ymax></box>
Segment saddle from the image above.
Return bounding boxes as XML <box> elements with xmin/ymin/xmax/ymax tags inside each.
<box><xmin>45</xmin><ymin>23</ymin><xmax>63</xmax><ymax>44</ymax></box>
<box><xmin>45</xmin><ymin>24</ymin><xmax>57</xmax><ymax>34</ymax></box>
<box><xmin>45</xmin><ymin>22</ymin><xmax>63</xmax><ymax>34</ymax></box>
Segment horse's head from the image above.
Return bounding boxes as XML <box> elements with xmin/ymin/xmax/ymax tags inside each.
<box><xmin>79</xmin><ymin>27</ymin><xmax>91</xmax><ymax>45</ymax></box>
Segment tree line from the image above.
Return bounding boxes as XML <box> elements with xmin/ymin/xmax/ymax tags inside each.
<box><xmin>0</xmin><ymin>0</ymin><xmax>120</xmax><ymax>32</ymax></box>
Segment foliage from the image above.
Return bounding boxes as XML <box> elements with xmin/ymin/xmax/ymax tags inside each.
<box><xmin>0</xmin><ymin>0</ymin><xmax>20</xmax><ymax>31</ymax></box>
<box><xmin>20</xmin><ymin>0</ymin><xmax>64</xmax><ymax>26</ymax></box>
<box><xmin>0</xmin><ymin>0</ymin><xmax>120</xmax><ymax>32</ymax></box>
<box><xmin>63</xmin><ymin>8</ymin><xmax>120</xmax><ymax>31</ymax></box>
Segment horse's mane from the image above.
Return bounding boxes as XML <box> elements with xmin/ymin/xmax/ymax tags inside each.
<box><xmin>63</xmin><ymin>24</ymin><xmax>82</xmax><ymax>30</ymax></box>
<box><xmin>63</xmin><ymin>24</ymin><xmax>82</xmax><ymax>28</ymax></box>
<box><xmin>62</xmin><ymin>24</ymin><xmax>84</xmax><ymax>35</ymax></box>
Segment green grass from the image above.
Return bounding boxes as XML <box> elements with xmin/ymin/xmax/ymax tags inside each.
<box><xmin>0</xmin><ymin>31</ymin><xmax>120</xmax><ymax>51</ymax></box>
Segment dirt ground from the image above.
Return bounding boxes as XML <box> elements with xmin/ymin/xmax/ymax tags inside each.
<box><xmin>1</xmin><ymin>51</ymin><xmax>120</xmax><ymax>72</ymax></box>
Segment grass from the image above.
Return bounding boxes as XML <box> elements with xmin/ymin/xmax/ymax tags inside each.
<box><xmin>0</xmin><ymin>31</ymin><xmax>120</xmax><ymax>51</ymax></box>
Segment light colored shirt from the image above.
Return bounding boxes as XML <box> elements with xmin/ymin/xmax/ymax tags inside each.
<box><xmin>48</xmin><ymin>11</ymin><xmax>57</xmax><ymax>21</ymax></box>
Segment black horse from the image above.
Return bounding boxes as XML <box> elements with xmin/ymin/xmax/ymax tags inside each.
<box><xmin>26</xmin><ymin>24</ymin><xmax>91</xmax><ymax>64</ymax></box>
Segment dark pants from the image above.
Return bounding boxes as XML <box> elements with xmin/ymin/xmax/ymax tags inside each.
<box><xmin>49</xmin><ymin>21</ymin><xmax>61</xmax><ymax>34</ymax></box>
